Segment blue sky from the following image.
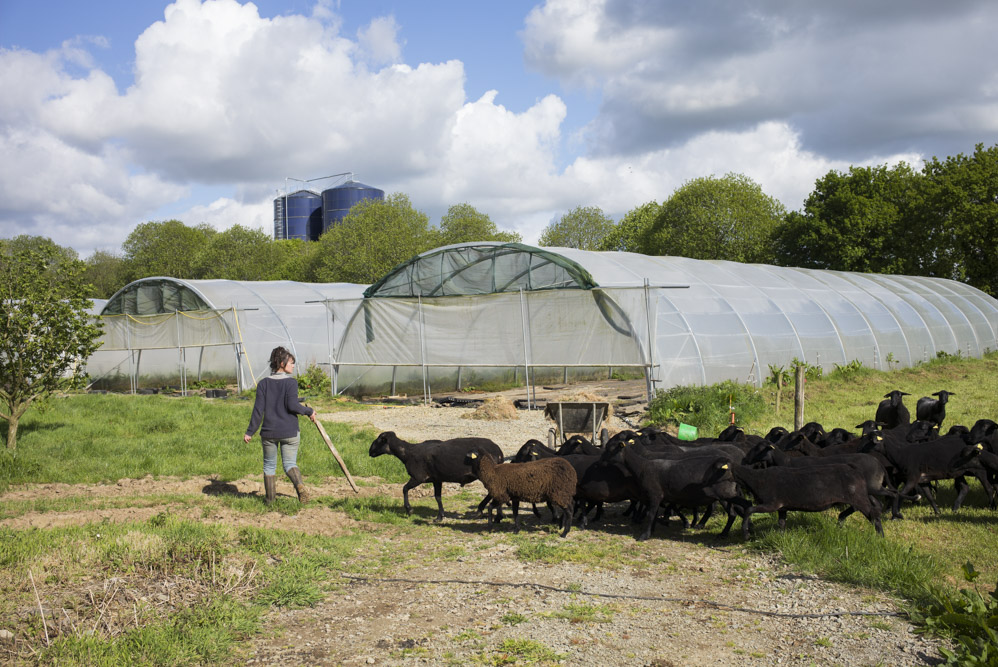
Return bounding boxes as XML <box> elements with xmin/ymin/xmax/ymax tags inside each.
<box><xmin>1</xmin><ymin>0</ymin><xmax>996</xmax><ymax>257</ymax></box>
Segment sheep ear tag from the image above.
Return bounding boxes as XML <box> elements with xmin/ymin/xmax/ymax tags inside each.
<box><xmin>469</xmin><ymin>452</ymin><xmax>478</xmax><ymax>459</ymax></box>
<box><xmin>977</xmin><ymin>443</ymin><xmax>984</xmax><ymax>450</ymax></box>
<box><xmin>875</xmin><ymin>434</ymin><xmax>883</xmax><ymax>442</ymax></box>
<box><xmin>720</xmin><ymin>464</ymin><xmax>729</xmax><ymax>469</ymax></box>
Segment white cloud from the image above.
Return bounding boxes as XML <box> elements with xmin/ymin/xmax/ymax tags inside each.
<box><xmin>0</xmin><ymin>0</ymin><xmax>989</xmax><ymax>260</ymax></box>
<box><xmin>357</xmin><ymin>15</ymin><xmax>403</xmax><ymax>65</ymax></box>
<box><xmin>522</xmin><ymin>0</ymin><xmax>998</xmax><ymax>158</ymax></box>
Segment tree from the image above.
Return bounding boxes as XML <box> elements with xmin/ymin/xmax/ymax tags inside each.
<box><xmin>1</xmin><ymin>238</ymin><xmax>103</xmax><ymax>449</ymax></box>
<box><xmin>436</xmin><ymin>203</ymin><xmax>521</xmax><ymax>245</ymax></box>
<box><xmin>772</xmin><ymin>163</ymin><xmax>920</xmax><ymax>273</ymax></box>
<box><xmin>83</xmin><ymin>249</ymin><xmax>131</xmax><ymax>299</ymax></box>
<box><xmin>599</xmin><ymin>201</ymin><xmax>661</xmax><ymax>252</ymax></box>
<box><xmin>916</xmin><ymin>143</ymin><xmax>998</xmax><ymax>295</ymax></box>
<box><xmin>310</xmin><ymin>193</ymin><xmax>435</xmax><ymax>283</ymax></box>
<box><xmin>189</xmin><ymin>225</ymin><xmax>283</xmax><ymax>281</ymax></box>
<box><xmin>121</xmin><ymin>220</ymin><xmax>217</xmax><ymax>280</ymax></box>
<box><xmin>269</xmin><ymin>239</ymin><xmax>321</xmax><ymax>282</ymax></box>
<box><xmin>643</xmin><ymin>173</ymin><xmax>785</xmax><ymax>262</ymax></box>
<box><xmin>538</xmin><ymin>205</ymin><xmax>615</xmax><ymax>250</ymax></box>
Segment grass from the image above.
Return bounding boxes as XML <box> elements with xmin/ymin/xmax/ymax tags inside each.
<box><xmin>0</xmin><ymin>392</ymin><xmax>408</xmax><ymax>491</ymax></box>
<box><xmin>0</xmin><ymin>513</ymin><xmax>369</xmax><ymax>664</ymax></box>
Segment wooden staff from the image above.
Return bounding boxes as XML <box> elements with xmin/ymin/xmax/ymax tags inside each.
<box><xmin>306</xmin><ymin>406</ymin><xmax>359</xmax><ymax>493</ymax></box>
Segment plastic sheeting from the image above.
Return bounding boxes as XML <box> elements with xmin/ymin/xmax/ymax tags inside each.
<box><xmin>88</xmin><ymin>277</ymin><xmax>366</xmax><ymax>390</ymax></box>
<box><xmin>329</xmin><ymin>243</ymin><xmax>998</xmax><ymax>397</ymax></box>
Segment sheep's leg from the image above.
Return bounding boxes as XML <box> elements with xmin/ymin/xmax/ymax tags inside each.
<box><xmin>695</xmin><ymin>502</ymin><xmax>716</xmax><ymax>529</ymax></box>
<box><xmin>559</xmin><ymin>502</ymin><xmax>573</xmax><ymax>538</ymax></box>
<box><xmin>433</xmin><ymin>481</ymin><xmax>445</xmax><ymax>522</ymax></box>
<box><xmin>475</xmin><ymin>493</ymin><xmax>492</xmax><ymax>517</ymax></box>
<box><xmin>637</xmin><ymin>495</ymin><xmax>663</xmax><ymax>541</ymax></box>
<box><xmin>777</xmin><ymin>509</ymin><xmax>788</xmax><ymax>530</ymax></box>
<box><xmin>741</xmin><ymin>507</ymin><xmax>756</xmax><ymax>540</ymax></box>
<box><xmin>402</xmin><ymin>478</ymin><xmax>421</xmax><ymax>516</ymax></box>
<box><xmin>918</xmin><ymin>481</ymin><xmax>941</xmax><ymax>514</ymax></box>
<box><xmin>952</xmin><ymin>476</ymin><xmax>970</xmax><ymax>511</ymax></box>
<box><xmin>511</xmin><ymin>500</ymin><xmax>521</xmax><ymax>533</ymax></box>
<box><xmin>719</xmin><ymin>498</ymin><xmax>749</xmax><ymax>538</ymax></box>
<box><xmin>838</xmin><ymin>505</ymin><xmax>856</xmax><ymax>524</ymax></box>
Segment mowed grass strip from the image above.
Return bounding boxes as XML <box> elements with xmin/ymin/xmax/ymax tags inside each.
<box><xmin>0</xmin><ymin>393</ymin><xmax>408</xmax><ymax>490</ymax></box>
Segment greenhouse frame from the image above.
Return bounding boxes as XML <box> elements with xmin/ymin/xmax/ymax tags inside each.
<box><xmin>85</xmin><ymin>244</ymin><xmax>998</xmax><ymax>402</ymax></box>
<box><xmin>89</xmin><ymin>278</ymin><xmax>366</xmax><ymax>392</ymax></box>
<box><xmin>324</xmin><ymin>243</ymin><xmax>998</xmax><ymax>402</ymax></box>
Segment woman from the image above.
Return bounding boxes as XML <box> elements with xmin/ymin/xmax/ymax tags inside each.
<box><xmin>244</xmin><ymin>346</ymin><xmax>317</xmax><ymax>505</ymax></box>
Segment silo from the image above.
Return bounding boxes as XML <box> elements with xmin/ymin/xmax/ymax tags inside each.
<box><xmin>321</xmin><ymin>180</ymin><xmax>385</xmax><ymax>234</ymax></box>
<box><xmin>273</xmin><ymin>190</ymin><xmax>323</xmax><ymax>241</ymax></box>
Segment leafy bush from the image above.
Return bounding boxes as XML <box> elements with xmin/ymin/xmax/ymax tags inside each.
<box><xmin>645</xmin><ymin>380</ymin><xmax>765</xmax><ymax>434</ymax></box>
<box><xmin>911</xmin><ymin>562</ymin><xmax>998</xmax><ymax>665</ymax></box>
<box><xmin>297</xmin><ymin>363</ymin><xmax>331</xmax><ymax>396</ymax></box>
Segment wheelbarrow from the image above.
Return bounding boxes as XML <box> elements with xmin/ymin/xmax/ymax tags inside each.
<box><xmin>543</xmin><ymin>401</ymin><xmax>610</xmax><ymax>447</ymax></box>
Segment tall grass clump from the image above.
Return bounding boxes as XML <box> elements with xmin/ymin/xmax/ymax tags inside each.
<box><xmin>750</xmin><ymin>514</ymin><xmax>942</xmax><ymax>601</ymax></box>
<box><xmin>645</xmin><ymin>380</ymin><xmax>765</xmax><ymax>434</ymax></box>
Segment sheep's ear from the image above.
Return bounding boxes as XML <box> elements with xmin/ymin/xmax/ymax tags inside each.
<box><xmin>469</xmin><ymin>452</ymin><xmax>478</xmax><ymax>459</ymax></box>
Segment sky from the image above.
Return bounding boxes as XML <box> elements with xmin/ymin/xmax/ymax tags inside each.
<box><xmin>1</xmin><ymin>0</ymin><xmax>996</xmax><ymax>258</ymax></box>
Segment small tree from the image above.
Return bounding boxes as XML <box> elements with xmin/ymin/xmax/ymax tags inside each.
<box><xmin>538</xmin><ymin>205</ymin><xmax>615</xmax><ymax>250</ymax></box>
<box><xmin>0</xmin><ymin>239</ymin><xmax>103</xmax><ymax>449</ymax></box>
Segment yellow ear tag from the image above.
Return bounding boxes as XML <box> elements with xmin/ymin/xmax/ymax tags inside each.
<box><xmin>721</xmin><ymin>464</ymin><xmax>729</xmax><ymax>469</ymax></box>
<box><xmin>977</xmin><ymin>444</ymin><xmax>984</xmax><ymax>450</ymax></box>
<box><xmin>875</xmin><ymin>435</ymin><xmax>883</xmax><ymax>441</ymax></box>
<box><xmin>470</xmin><ymin>452</ymin><xmax>478</xmax><ymax>459</ymax></box>
<box><xmin>767</xmin><ymin>444</ymin><xmax>775</xmax><ymax>449</ymax></box>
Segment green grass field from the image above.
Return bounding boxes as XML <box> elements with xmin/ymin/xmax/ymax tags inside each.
<box><xmin>0</xmin><ymin>354</ymin><xmax>996</xmax><ymax>663</ymax></box>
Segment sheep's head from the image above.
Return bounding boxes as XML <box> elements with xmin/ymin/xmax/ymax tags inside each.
<box><xmin>368</xmin><ymin>432</ymin><xmax>395</xmax><ymax>457</ymax></box>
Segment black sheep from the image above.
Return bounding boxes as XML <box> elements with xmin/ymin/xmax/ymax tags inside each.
<box><xmin>601</xmin><ymin>438</ymin><xmax>746</xmax><ymax>540</ymax></box>
<box><xmin>916</xmin><ymin>390</ymin><xmax>955</xmax><ymax>429</ymax></box>
<box><xmin>723</xmin><ymin>462</ymin><xmax>884</xmax><ymax>538</ymax></box>
<box><xmin>368</xmin><ymin>431</ymin><xmax>503</xmax><ymax>522</ymax></box>
<box><xmin>875</xmin><ymin>390</ymin><xmax>911</xmax><ymax>429</ymax></box>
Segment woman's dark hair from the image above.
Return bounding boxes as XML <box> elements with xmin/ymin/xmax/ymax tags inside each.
<box><xmin>269</xmin><ymin>346</ymin><xmax>295</xmax><ymax>373</ymax></box>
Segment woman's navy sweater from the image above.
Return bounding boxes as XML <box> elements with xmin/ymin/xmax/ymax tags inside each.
<box><xmin>245</xmin><ymin>374</ymin><xmax>314</xmax><ymax>439</ymax></box>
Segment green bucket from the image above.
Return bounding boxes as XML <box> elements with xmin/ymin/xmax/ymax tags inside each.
<box><xmin>677</xmin><ymin>423</ymin><xmax>698</xmax><ymax>441</ymax></box>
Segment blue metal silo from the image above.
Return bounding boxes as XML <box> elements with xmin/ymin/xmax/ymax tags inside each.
<box><xmin>321</xmin><ymin>181</ymin><xmax>385</xmax><ymax>234</ymax></box>
<box><xmin>273</xmin><ymin>190</ymin><xmax>323</xmax><ymax>241</ymax></box>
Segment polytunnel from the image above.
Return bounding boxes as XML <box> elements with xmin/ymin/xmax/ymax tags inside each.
<box><xmin>324</xmin><ymin>242</ymin><xmax>998</xmax><ymax>401</ymax></box>
<box><xmin>88</xmin><ymin>278</ymin><xmax>366</xmax><ymax>392</ymax></box>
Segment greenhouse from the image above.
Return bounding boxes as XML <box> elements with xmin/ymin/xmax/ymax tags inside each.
<box><xmin>88</xmin><ymin>278</ymin><xmax>366</xmax><ymax>392</ymax></box>
<box><xmin>325</xmin><ymin>243</ymin><xmax>998</xmax><ymax>401</ymax></box>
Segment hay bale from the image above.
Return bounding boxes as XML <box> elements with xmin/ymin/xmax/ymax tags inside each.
<box><xmin>553</xmin><ymin>391</ymin><xmax>614</xmax><ymax>418</ymax></box>
<box><xmin>461</xmin><ymin>395</ymin><xmax>518</xmax><ymax>421</ymax></box>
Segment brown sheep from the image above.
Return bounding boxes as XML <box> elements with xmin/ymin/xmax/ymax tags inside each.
<box><xmin>465</xmin><ymin>448</ymin><xmax>577</xmax><ymax>537</ymax></box>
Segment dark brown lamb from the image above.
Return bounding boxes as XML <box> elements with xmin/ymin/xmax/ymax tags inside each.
<box><xmin>466</xmin><ymin>448</ymin><xmax>577</xmax><ymax>537</ymax></box>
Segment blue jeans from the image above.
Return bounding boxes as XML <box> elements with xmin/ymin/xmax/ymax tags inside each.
<box><xmin>262</xmin><ymin>435</ymin><xmax>300</xmax><ymax>475</ymax></box>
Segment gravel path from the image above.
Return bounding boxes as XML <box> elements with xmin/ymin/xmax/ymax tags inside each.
<box><xmin>318</xmin><ymin>405</ymin><xmax>633</xmax><ymax>457</ymax></box>
<box><xmin>278</xmin><ymin>402</ymin><xmax>948</xmax><ymax>666</ymax></box>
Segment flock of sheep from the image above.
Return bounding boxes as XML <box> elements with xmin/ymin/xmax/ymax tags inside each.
<box><xmin>367</xmin><ymin>389</ymin><xmax>997</xmax><ymax>540</ymax></box>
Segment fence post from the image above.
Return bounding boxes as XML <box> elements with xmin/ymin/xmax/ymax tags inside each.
<box><xmin>794</xmin><ymin>365</ymin><xmax>806</xmax><ymax>431</ymax></box>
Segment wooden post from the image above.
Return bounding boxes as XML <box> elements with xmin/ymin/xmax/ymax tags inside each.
<box><xmin>794</xmin><ymin>365</ymin><xmax>805</xmax><ymax>431</ymax></box>
<box><xmin>775</xmin><ymin>372</ymin><xmax>782</xmax><ymax>414</ymax></box>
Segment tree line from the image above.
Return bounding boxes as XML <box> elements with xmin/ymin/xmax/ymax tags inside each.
<box><xmin>542</xmin><ymin>143</ymin><xmax>998</xmax><ymax>297</ymax></box>
<box><xmin>9</xmin><ymin>143</ymin><xmax>998</xmax><ymax>299</ymax></box>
